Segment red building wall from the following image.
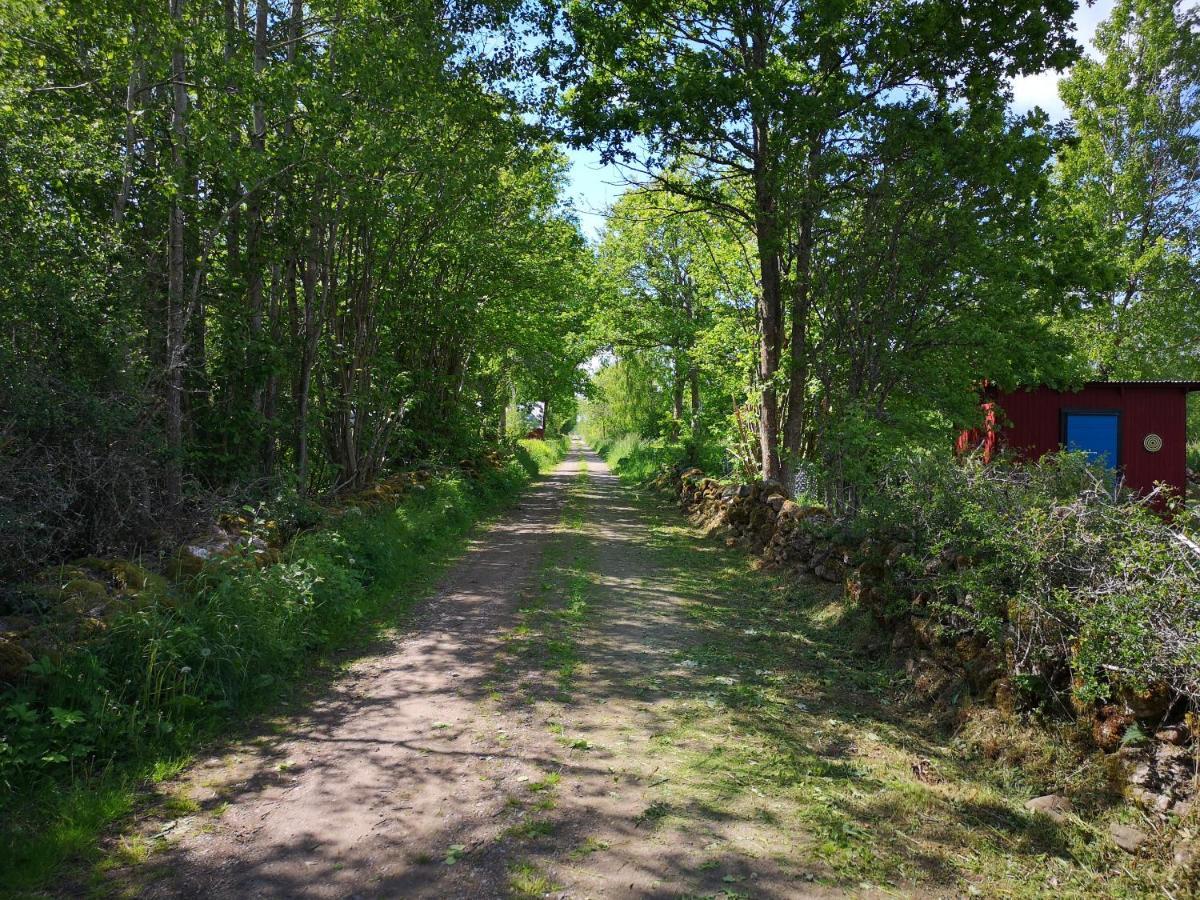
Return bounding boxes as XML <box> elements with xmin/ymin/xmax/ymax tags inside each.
<box><xmin>988</xmin><ymin>383</ymin><xmax>1194</xmax><ymax>497</ymax></box>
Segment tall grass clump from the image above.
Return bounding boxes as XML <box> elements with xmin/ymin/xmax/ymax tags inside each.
<box><xmin>595</xmin><ymin>433</ymin><xmax>694</xmax><ymax>482</ymax></box>
<box><xmin>0</xmin><ymin>456</ymin><xmax>534</xmax><ymax>891</ymax></box>
<box><xmin>516</xmin><ymin>434</ymin><xmax>570</xmax><ymax>475</ymax></box>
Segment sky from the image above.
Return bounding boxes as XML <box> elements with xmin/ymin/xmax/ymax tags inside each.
<box><xmin>563</xmin><ymin>0</ymin><xmax>1117</xmax><ymax>239</ymax></box>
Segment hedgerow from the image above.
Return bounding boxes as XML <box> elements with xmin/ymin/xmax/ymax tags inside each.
<box><xmin>857</xmin><ymin>451</ymin><xmax>1200</xmax><ymax>713</ymax></box>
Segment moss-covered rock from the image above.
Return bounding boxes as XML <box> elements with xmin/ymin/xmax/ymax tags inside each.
<box><xmin>0</xmin><ymin>615</ymin><xmax>35</xmax><ymax>637</ymax></box>
<box><xmin>61</xmin><ymin>577</ymin><xmax>108</xmax><ymax>603</ymax></box>
<box><xmin>0</xmin><ymin>637</ymin><xmax>34</xmax><ymax>683</ymax></box>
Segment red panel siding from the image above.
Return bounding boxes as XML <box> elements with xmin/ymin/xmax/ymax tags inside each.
<box><xmin>992</xmin><ymin>384</ymin><xmax>1191</xmax><ymax>497</ymax></box>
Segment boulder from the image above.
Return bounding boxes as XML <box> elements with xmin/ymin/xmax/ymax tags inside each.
<box><xmin>167</xmin><ymin>527</ymin><xmax>270</xmax><ymax>580</ymax></box>
<box><xmin>758</xmin><ymin>479</ymin><xmax>786</xmax><ymax>498</ymax></box>
<box><xmin>0</xmin><ymin>638</ymin><xmax>34</xmax><ymax>683</ymax></box>
<box><xmin>1155</xmin><ymin>724</ymin><xmax>1189</xmax><ymax>746</ymax></box>
<box><xmin>1119</xmin><ymin>682</ymin><xmax>1172</xmax><ymax>722</ymax></box>
<box><xmin>0</xmin><ymin>615</ymin><xmax>34</xmax><ymax>637</ymax></box>
<box><xmin>57</xmin><ymin>577</ymin><xmax>110</xmax><ymax>616</ymax></box>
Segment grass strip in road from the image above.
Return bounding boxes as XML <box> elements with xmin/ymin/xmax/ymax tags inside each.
<box><xmin>498</xmin><ymin>460</ymin><xmax>594</xmax><ymax>705</ymax></box>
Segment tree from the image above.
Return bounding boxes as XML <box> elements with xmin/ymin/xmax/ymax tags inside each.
<box><xmin>595</xmin><ymin>188</ymin><xmax>716</xmax><ymax>453</ymax></box>
<box><xmin>1055</xmin><ymin>0</ymin><xmax>1200</xmax><ymax>380</ymax></box>
<box><xmin>0</xmin><ymin>0</ymin><xmax>594</xmax><ymax>576</ymax></box>
<box><xmin>555</xmin><ymin>0</ymin><xmax>1078</xmax><ymax>484</ymax></box>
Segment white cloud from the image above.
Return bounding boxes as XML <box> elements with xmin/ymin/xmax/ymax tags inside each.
<box><xmin>1011</xmin><ymin>69</ymin><xmax>1071</xmax><ymax>121</ymax></box>
<box><xmin>1010</xmin><ymin>0</ymin><xmax>1115</xmax><ymax>122</ymax></box>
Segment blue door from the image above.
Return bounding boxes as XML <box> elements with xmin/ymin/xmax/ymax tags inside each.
<box><xmin>1064</xmin><ymin>411</ymin><xmax>1120</xmax><ymax>467</ymax></box>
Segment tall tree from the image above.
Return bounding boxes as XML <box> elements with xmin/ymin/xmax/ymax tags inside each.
<box><xmin>596</xmin><ymin>189</ymin><xmax>712</xmax><ymax>452</ymax></box>
<box><xmin>1055</xmin><ymin>0</ymin><xmax>1200</xmax><ymax>379</ymax></box>
<box><xmin>0</xmin><ymin>0</ymin><xmax>594</xmax><ymax>575</ymax></box>
<box><xmin>555</xmin><ymin>0</ymin><xmax>1078</xmax><ymax>484</ymax></box>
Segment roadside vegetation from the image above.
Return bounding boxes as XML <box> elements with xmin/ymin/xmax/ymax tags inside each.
<box><xmin>0</xmin><ymin>438</ymin><xmax>567</xmax><ymax>894</ymax></box>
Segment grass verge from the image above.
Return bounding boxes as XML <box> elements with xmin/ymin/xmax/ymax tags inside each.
<box><xmin>0</xmin><ymin>442</ymin><xmax>568</xmax><ymax>896</ymax></box>
<box><xmin>599</xmin><ymin>449</ymin><xmax>1184</xmax><ymax>896</ymax></box>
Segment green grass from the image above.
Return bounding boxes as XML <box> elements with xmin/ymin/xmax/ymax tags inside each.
<box><xmin>613</xmin><ymin>489</ymin><xmax>1184</xmax><ymax>897</ymax></box>
<box><xmin>503</xmin><ymin>818</ymin><xmax>557</xmax><ymax>840</ymax></box>
<box><xmin>507</xmin><ymin>859</ymin><xmax>561</xmax><ymax>898</ymax></box>
<box><xmin>516</xmin><ymin>435</ymin><xmax>570</xmax><ymax>475</ymax></box>
<box><xmin>0</xmin><ymin>456</ymin><xmax>544</xmax><ymax>895</ymax></box>
<box><xmin>592</xmin><ymin>432</ymin><xmax>683</xmax><ymax>481</ymax></box>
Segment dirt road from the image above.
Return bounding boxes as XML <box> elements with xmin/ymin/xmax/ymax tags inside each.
<box><xmin>119</xmin><ymin>445</ymin><xmax>832</xmax><ymax>898</ymax></box>
<box><xmin>104</xmin><ymin>444</ymin><xmax>1183</xmax><ymax>899</ymax></box>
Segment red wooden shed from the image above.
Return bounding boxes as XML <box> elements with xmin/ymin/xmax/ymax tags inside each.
<box><xmin>957</xmin><ymin>381</ymin><xmax>1200</xmax><ymax>498</ymax></box>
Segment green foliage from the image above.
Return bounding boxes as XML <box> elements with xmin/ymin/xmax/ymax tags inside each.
<box><xmin>0</xmin><ymin>458</ymin><xmax>532</xmax><ymax>886</ymax></box>
<box><xmin>858</xmin><ymin>451</ymin><xmax>1200</xmax><ymax>710</ymax></box>
<box><xmin>1052</xmin><ymin>0</ymin><xmax>1200</xmax><ymax>381</ymax></box>
<box><xmin>0</xmin><ymin>0</ymin><xmax>595</xmax><ymax>580</ymax></box>
<box><xmin>515</xmin><ymin>436</ymin><xmax>571</xmax><ymax>476</ymax></box>
<box><xmin>559</xmin><ymin>0</ymin><xmax>1079</xmax><ymax>483</ymax></box>
<box><xmin>593</xmin><ymin>433</ymin><xmax>701</xmax><ymax>483</ymax></box>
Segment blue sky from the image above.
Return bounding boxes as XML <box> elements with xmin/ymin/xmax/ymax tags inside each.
<box><xmin>563</xmin><ymin>0</ymin><xmax>1116</xmax><ymax>239</ymax></box>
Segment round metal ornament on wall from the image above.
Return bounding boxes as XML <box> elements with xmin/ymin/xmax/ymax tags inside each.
<box><xmin>1143</xmin><ymin>433</ymin><xmax>1163</xmax><ymax>453</ymax></box>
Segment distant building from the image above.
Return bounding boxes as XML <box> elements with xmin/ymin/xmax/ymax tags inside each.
<box><xmin>957</xmin><ymin>381</ymin><xmax>1200</xmax><ymax>498</ymax></box>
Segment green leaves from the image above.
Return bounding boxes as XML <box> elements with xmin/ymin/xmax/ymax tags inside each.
<box><xmin>1052</xmin><ymin>0</ymin><xmax>1200</xmax><ymax>381</ymax></box>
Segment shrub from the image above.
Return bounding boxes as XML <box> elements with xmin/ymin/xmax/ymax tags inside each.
<box><xmin>0</xmin><ymin>376</ymin><xmax>186</xmax><ymax>586</ymax></box>
<box><xmin>0</xmin><ymin>458</ymin><xmax>530</xmax><ymax>800</ymax></box>
<box><xmin>858</xmin><ymin>451</ymin><xmax>1200</xmax><ymax>712</ymax></box>
<box><xmin>596</xmin><ymin>433</ymin><xmax>695</xmax><ymax>482</ymax></box>
<box><xmin>515</xmin><ymin>435</ymin><xmax>570</xmax><ymax>476</ymax></box>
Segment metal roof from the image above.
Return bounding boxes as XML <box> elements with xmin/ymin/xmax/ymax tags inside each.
<box><xmin>1082</xmin><ymin>380</ymin><xmax>1200</xmax><ymax>390</ymax></box>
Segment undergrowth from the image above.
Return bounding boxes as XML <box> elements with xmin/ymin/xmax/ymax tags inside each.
<box><xmin>591</xmin><ymin>433</ymin><xmax>694</xmax><ymax>482</ymax></box>
<box><xmin>517</xmin><ymin>435</ymin><xmax>571</xmax><ymax>476</ymax></box>
<box><xmin>0</xmin><ymin>439</ymin><xmax>567</xmax><ymax>894</ymax></box>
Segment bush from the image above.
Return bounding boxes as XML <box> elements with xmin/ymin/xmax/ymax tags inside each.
<box><xmin>596</xmin><ymin>433</ymin><xmax>694</xmax><ymax>482</ymax></box>
<box><xmin>0</xmin><ymin>375</ymin><xmax>186</xmax><ymax>586</ymax></box>
<box><xmin>515</xmin><ymin>435</ymin><xmax>570</xmax><ymax>475</ymax></box>
<box><xmin>0</xmin><ymin>457</ymin><xmax>530</xmax><ymax>828</ymax></box>
<box><xmin>858</xmin><ymin>451</ymin><xmax>1200</xmax><ymax>712</ymax></box>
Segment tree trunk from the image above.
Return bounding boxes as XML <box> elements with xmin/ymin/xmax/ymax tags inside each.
<box><xmin>687</xmin><ymin>364</ymin><xmax>701</xmax><ymax>464</ymax></box>
<box><xmin>752</xmin><ymin>157</ymin><xmax>784</xmax><ymax>483</ymax></box>
<box><xmin>165</xmin><ymin>0</ymin><xmax>189</xmax><ymax>505</ymax></box>
<box><xmin>781</xmin><ymin>198</ymin><xmax>814</xmax><ymax>485</ymax></box>
<box><xmin>113</xmin><ymin>43</ymin><xmax>141</xmax><ymax>226</ymax></box>
<box><xmin>671</xmin><ymin>354</ymin><xmax>684</xmax><ymax>440</ymax></box>
<box><xmin>246</xmin><ymin>0</ymin><xmax>269</xmax><ymax>431</ymax></box>
<box><xmin>296</xmin><ymin>218</ymin><xmax>325</xmax><ymax>495</ymax></box>
<box><xmin>541</xmin><ymin>399</ymin><xmax>549</xmax><ymax>435</ymax></box>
